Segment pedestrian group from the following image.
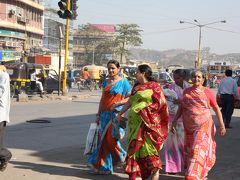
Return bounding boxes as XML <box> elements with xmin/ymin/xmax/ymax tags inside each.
<box><xmin>1</xmin><ymin>60</ymin><xmax>238</xmax><ymax>180</ymax></box>
<box><xmin>85</xmin><ymin>60</ymin><xmax>234</xmax><ymax>180</ymax></box>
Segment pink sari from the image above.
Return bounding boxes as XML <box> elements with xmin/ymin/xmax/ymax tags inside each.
<box><xmin>182</xmin><ymin>87</ymin><xmax>216</xmax><ymax>180</ymax></box>
<box><xmin>164</xmin><ymin>82</ymin><xmax>190</xmax><ymax>173</ymax></box>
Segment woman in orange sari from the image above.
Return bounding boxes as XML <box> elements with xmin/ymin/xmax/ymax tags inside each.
<box><xmin>172</xmin><ymin>70</ymin><xmax>226</xmax><ymax>180</ymax></box>
<box><xmin>118</xmin><ymin>64</ymin><xmax>169</xmax><ymax>180</ymax></box>
<box><xmin>88</xmin><ymin>60</ymin><xmax>132</xmax><ymax>174</ymax></box>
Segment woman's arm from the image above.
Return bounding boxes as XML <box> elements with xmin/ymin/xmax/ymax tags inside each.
<box><xmin>116</xmin><ymin>99</ymin><xmax>132</xmax><ymax>122</ymax></box>
<box><xmin>171</xmin><ymin>105</ymin><xmax>183</xmax><ymax>134</ymax></box>
<box><xmin>111</xmin><ymin>95</ymin><xmax>130</xmax><ymax>110</ymax></box>
<box><xmin>118</xmin><ymin>100</ymin><xmax>131</xmax><ymax>116</ymax></box>
<box><xmin>212</xmin><ymin>105</ymin><xmax>226</xmax><ymax>136</ymax></box>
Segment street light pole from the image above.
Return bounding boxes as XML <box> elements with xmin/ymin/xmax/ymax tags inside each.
<box><xmin>92</xmin><ymin>45</ymin><xmax>95</xmax><ymax>64</ymax></box>
<box><xmin>180</xmin><ymin>19</ymin><xmax>226</xmax><ymax>69</ymax></box>
<box><xmin>197</xmin><ymin>25</ymin><xmax>202</xmax><ymax>69</ymax></box>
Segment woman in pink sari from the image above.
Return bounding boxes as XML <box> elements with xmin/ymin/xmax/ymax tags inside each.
<box><xmin>164</xmin><ymin>69</ymin><xmax>191</xmax><ymax>174</ymax></box>
<box><xmin>172</xmin><ymin>70</ymin><xmax>226</xmax><ymax>180</ymax></box>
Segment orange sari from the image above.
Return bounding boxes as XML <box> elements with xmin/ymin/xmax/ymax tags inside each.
<box><xmin>182</xmin><ymin>87</ymin><xmax>216</xmax><ymax>180</ymax></box>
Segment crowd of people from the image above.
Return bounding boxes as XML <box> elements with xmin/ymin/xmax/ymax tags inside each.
<box><xmin>1</xmin><ymin>60</ymin><xmax>239</xmax><ymax>179</ymax></box>
<box><xmin>86</xmin><ymin>60</ymin><xmax>233</xmax><ymax>180</ymax></box>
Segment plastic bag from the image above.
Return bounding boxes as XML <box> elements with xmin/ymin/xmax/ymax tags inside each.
<box><xmin>84</xmin><ymin>123</ymin><xmax>99</xmax><ymax>155</ymax></box>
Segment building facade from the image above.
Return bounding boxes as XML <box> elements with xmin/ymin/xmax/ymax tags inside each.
<box><xmin>43</xmin><ymin>8</ymin><xmax>74</xmax><ymax>66</ymax></box>
<box><xmin>73</xmin><ymin>24</ymin><xmax>116</xmax><ymax>67</ymax></box>
<box><xmin>0</xmin><ymin>0</ymin><xmax>44</xmax><ymax>62</ymax></box>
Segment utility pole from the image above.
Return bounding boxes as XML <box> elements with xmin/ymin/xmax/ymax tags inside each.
<box><xmin>92</xmin><ymin>44</ymin><xmax>95</xmax><ymax>64</ymax></box>
<box><xmin>57</xmin><ymin>0</ymin><xmax>78</xmax><ymax>94</ymax></box>
<box><xmin>180</xmin><ymin>19</ymin><xmax>226</xmax><ymax>69</ymax></box>
<box><xmin>197</xmin><ymin>26</ymin><xmax>202</xmax><ymax>69</ymax></box>
<box><xmin>58</xmin><ymin>26</ymin><xmax>63</xmax><ymax>96</ymax></box>
<box><xmin>62</xmin><ymin>0</ymin><xmax>71</xmax><ymax>95</ymax></box>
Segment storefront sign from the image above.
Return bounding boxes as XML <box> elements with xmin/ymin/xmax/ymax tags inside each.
<box><xmin>0</xmin><ymin>29</ymin><xmax>25</xmax><ymax>39</ymax></box>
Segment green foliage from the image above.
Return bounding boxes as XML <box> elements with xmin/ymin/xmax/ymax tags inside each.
<box><xmin>114</xmin><ymin>24</ymin><xmax>143</xmax><ymax>63</ymax></box>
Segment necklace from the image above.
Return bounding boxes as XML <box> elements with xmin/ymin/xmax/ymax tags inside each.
<box><xmin>110</xmin><ymin>77</ymin><xmax>120</xmax><ymax>85</ymax></box>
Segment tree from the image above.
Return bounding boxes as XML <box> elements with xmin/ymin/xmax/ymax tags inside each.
<box><xmin>114</xmin><ymin>24</ymin><xmax>143</xmax><ymax>64</ymax></box>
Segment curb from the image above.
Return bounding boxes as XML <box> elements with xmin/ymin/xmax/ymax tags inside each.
<box><xmin>11</xmin><ymin>94</ymin><xmax>91</xmax><ymax>103</ymax></box>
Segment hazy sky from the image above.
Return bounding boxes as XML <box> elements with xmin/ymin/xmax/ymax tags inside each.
<box><xmin>46</xmin><ymin>0</ymin><xmax>240</xmax><ymax>54</ymax></box>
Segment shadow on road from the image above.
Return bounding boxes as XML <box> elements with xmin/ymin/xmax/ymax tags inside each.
<box><xmin>3</xmin><ymin>111</ymin><xmax>240</xmax><ymax>179</ymax></box>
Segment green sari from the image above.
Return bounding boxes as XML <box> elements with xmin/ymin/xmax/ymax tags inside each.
<box><xmin>125</xmin><ymin>81</ymin><xmax>169</xmax><ymax>180</ymax></box>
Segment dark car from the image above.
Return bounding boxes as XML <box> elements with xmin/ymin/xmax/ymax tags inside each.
<box><xmin>44</xmin><ymin>69</ymin><xmax>74</xmax><ymax>93</ymax></box>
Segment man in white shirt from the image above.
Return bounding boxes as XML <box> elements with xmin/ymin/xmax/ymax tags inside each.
<box><xmin>218</xmin><ymin>69</ymin><xmax>239</xmax><ymax>129</ymax></box>
<box><xmin>0</xmin><ymin>65</ymin><xmax>12</xmax><ymax>171</ymax></box>
<box><xmin>30</xmin><ymin>70</ymin><xmax>44</xmax><ymax>98</ymax></box>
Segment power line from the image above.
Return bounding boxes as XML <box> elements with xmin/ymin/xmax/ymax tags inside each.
<box><xmin>142</xmin><ymin>26</ymin><xmax>197</xmax><ymax>35</ymax></box>
<box><xmin>205</xmin><ymin>26</ymin><xmax>240</xmax><ymax>35</ymax></box>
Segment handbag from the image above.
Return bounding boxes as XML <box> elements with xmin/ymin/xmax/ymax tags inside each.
<box><xmin>84</xmin><ymin>123</ymin><xmax>99</xmax><ymax>155</ymax></box>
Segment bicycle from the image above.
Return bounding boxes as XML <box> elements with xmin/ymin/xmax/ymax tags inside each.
<box><xmin>77</xmin><ymin>78</ymin><xmax>95</xmax><ymax>91</ymax></box>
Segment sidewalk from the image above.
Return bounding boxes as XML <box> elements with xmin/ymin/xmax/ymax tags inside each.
<box><xmin>11</xmin><ymin>91</ymin><xmax>91</xmax><ymax>103</ymax></box>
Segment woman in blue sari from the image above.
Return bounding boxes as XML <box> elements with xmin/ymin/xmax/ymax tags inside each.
<box><xmin>88</xmin><ymin>60</ymin><xmax>132</xmax><ymax>174</ymax></box>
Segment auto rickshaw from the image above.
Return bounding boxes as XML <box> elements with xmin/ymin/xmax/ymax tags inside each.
<box><xmin>4</xmin><ymin>62</ymin><xmax>46</xmax><ymax>96</ymax></box>
<box><xmin>82</xmin><ymin>65</ymin><xmax>108</xmax><ymax>89</ymax></box>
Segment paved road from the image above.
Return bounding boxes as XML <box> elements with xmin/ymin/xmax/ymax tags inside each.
<box><xmin>1</xmin><ymin>89</ymin><xmax>240</xmax><ymax>179</ymax></box>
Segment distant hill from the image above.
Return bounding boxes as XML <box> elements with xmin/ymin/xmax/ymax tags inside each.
<box><xmin>129</xmin><ymin>48</ymin><xmax>240</xmax><ymax>68</ymax></box>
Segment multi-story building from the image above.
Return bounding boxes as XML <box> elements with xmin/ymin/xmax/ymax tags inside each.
<box><xmin>43</xmin><ymin>8</ymin><xmax>73</xmax><ymax>54</ymax></box>
<box><xmin>0</xmin><ymin>0</ymin><xmax>44</xmax><ymax>62</ymax></box>
<box><xmin>73</xmin><ymin>24</ymin><xmax>116</xmax><ymax>67</ymax></box>
<box><xmin>43</xmin><ymin>8</ymin><xmax>74</xmax><ymax>66</ymax></box>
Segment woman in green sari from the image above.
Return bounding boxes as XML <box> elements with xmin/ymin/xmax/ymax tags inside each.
<box><xmin>118</xmin><ymin>64</ymin><xmax>169</xmax><ymax>180</ymax></box>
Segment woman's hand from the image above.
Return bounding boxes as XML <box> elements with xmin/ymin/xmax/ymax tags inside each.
<box><xmin>110</xmin><ymin>103</ymin><xmax>116</xmax><ymax>111</ymax></box>
<box><xmin>219</xmin><ymin>125</ymin><xmax>226</xmax><ymax>136</ymax></box>
<box><xmin>110</xmin><ymin>101</ymin><xmax>120</xmax><ymax>111</ymax></box>
<box><xmin>171</xmin><ymin>121</ymin><xmax>177</xmax><ymax>134</ymax></box>
<box><xmin>116</xmin><ymin>113</ymin><xmax>123</xmax><ymax>122</ymax></box>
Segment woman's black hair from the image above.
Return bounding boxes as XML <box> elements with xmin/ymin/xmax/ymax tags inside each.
<box><xmin>173</xmin><ymin>69</ymin><xmax>186</xmax><ymax>78</ymax></box>
<box><xmin>138</xmin><ymin>64</ymin><xmax>156</xmax><ymax>82</ymax></box>
<box><xmin>107</xmin><ymin>60</ymin><xmax>120</xmax><ymax>68</ymax></box>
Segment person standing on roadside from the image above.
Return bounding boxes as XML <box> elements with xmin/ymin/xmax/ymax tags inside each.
<box><xmin>218</xmin><ymin>69</ymin><xmax>239</xmax><ymax>129</ymax></box>
<box><xmin>0</xmin><ymin>65</ymin><xmax>12</xmax><ymax>171</ymax></box>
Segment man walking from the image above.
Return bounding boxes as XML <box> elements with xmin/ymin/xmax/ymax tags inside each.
<box><xmin>0</xmin><ymin>65</ymin><xmax>12</xmax><ymax>171</ymax></box>
<box><xmin>218</xmin><ymin>69</ymin><xmax>239</xmax><ymax>128</ymax></box>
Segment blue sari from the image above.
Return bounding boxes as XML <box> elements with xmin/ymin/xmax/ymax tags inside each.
<box><xmin>88</xmin><ymin>78</ymin><xmax>132</xmax><ymax>173</ymax></box>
